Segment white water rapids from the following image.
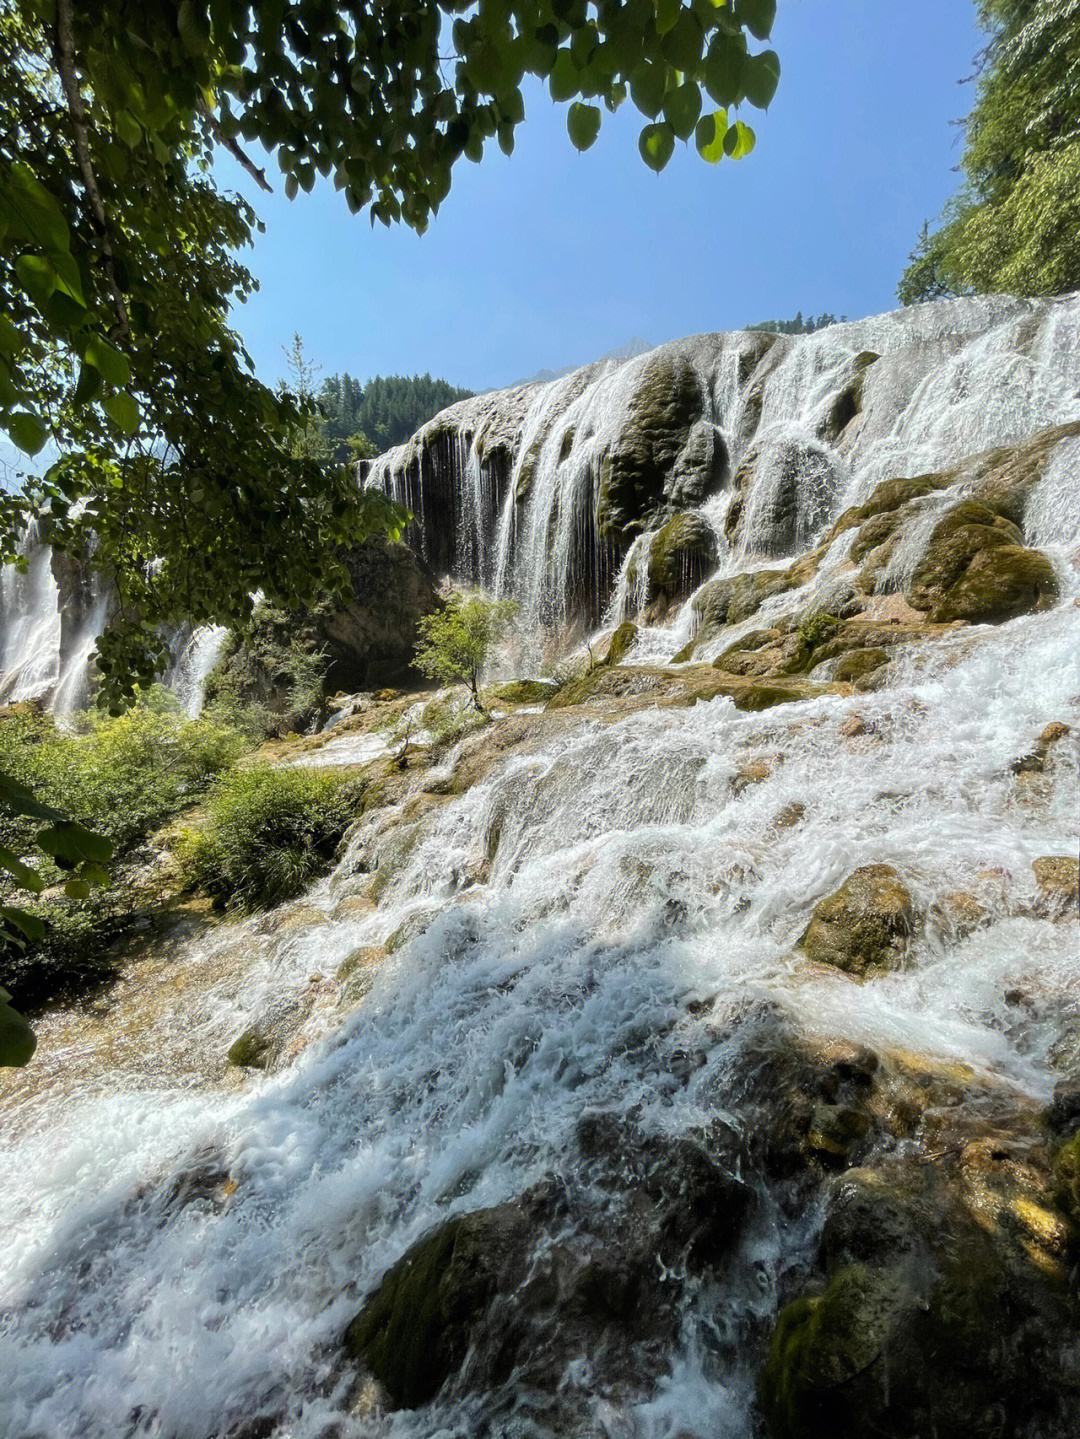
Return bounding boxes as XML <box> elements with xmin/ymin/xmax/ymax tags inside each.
<box><xmin>1</xmin><ymin>295</ymin><xmax>1079</xmax><ymax>1437</ymax></box>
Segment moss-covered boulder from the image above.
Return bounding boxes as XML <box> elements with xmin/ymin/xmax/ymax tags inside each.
<box><xmin>601</xmin><ymin>620</ymin><xmax>639</xmax><ymax>667</ymax></box>
<box><xmin>227</xmin><ymin>1027</ymin><xmax>272</xmax><ymax>1069</ymax></box>
<box><xmin>485</xmin><ymin>678</ymin><xmax>558</xmax><ymax>706</ymax></box>
<box><xmin>799</xmin><ymin>865</ymin><xmax>916</xmax><ymax>977</ymax></box>
<box><xmin>905</xmin><ymin>501</ymin><xmax>1058</xmax><ymax>624</ymax></box>
<box><xmin>830</xmin><ymin>647</ymin><xmax>888</xmax><ymax>684</ymax></box>
<box><xmin>646</xmin><ymin>512</ymin><xmax>717</xmax><ymax>614</ymax></box>
<box><xmin>344</xmin><ymin>1202</ymin><xmax>531</xmax><ymax>1409</ymax></box>
<box><xmin>597</xmin><ymin>353</ymin><xmax>705</xmax><ymax>542</ymax></box>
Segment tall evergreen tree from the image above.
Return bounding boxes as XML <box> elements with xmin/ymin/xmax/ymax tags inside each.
<box><xmin>899</xmin><ymin>0</ymin><xmax>1080</xmax><ymax>303</ymax></box>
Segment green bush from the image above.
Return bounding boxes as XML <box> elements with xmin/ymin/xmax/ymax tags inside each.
<box><xmin>0</xmin><ymin>695</ymin><xmax>251</xmax><ymax>1009</ymax></box>
<box><xmin>176</xmin><ymin>765</ymin><xmax>357</xmax><ymax>912</ymax></box>
<box><xmin>0</xmin><ymin>695</ymin><xmax>248</xmax><ymax>858</ymax></box>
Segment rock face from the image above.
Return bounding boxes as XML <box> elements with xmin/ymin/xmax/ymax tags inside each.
<box><xmin>206</xmin><ymin>538</ymin><xmax>439</xmax><ymax>728</ymax></box>
<box><xmin>596</xmin><ymin>353</ymin><xmax>712</xmax><ymax>543</ymax></box>
<box><xmin>646</xmin><ymin>511</ymin><xmax>718</xmax><ymax>615</ymax></box>
<box><xmin>799</xmin><ymin>865</ymin><xmax>916</xmax><ymax>977</ymax></box>
<box><xmin>318</xmin><ymin>537</ymin><xmax>440</xmax><ymax>691</ymax></box>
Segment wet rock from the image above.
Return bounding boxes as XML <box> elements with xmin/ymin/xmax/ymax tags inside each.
<box><xmin>905</xmin><ymin>501</ymin><xmax>1058</xmax><ymax>624</ymax></box>
<box><xmin>830</xmin><ymin>647</ymin><xmax>888</xmax><ymax>684</ymax></box>
<box><xmin>646</xmin><ymin>512</ymin><xmax>718</xmax><ymax>616</ymax></box>
<box><xmin>484</xmin><ymin>678</ymin><xmax>558</xmax><ymax>706</ymax></box>
<box><xmin>798</xmin><ymin>865</ymin><xmax>916</xmax><ymax>977</ymax></box>
<box><xmin>1011</xmin><ymin>720</ymin><xmax>1072</xmax><ymax>775</ymax></box>
<box><xmin>772</xmin><ymin>801</ymin><xmax>807</xmax><ymax>830</ymax></box>
<box><xmin>761</xmin><ymin>1148</ymin><xmax>1078</xmax><ymax>1439</ymax></box>
<box><xmin>1032</xmin><ymin>856</ymin><xmax>1079</xmax><ymax>918</ymax></box>
<box><xmin>226</xmin><ymin>1028</ymin><xmax>272</xmax><ymax>1070</ymax></box>
<box><xmin>597</xmin><ymin>353</ymin><xmax>706</xmax><ymax>542</ymax></box>
<box><xmin>930</xmin><ymin>889</ymin><xmax>990</xmax><ymax>939</ymax></box>
<box><xmin>345</xmin><ymin>1124</ymin><xmax>753</xmax><ymax>1415</ymax></box>
<box><xmin>600</xmin><ymin>620</ymin><xmax>638</xmax><ymax>667</ymax></box>
<box><xmin>667</xmin><ymin>419</ymin><xmax>728</xmax><ymax>508</ymax></box>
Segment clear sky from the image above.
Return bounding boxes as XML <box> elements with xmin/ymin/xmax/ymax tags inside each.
<box><xmin>225</xmin><ymin>3</ymin><xmax>980</xmax><ymax>392</ymax></box>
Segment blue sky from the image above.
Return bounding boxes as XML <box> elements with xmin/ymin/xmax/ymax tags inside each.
<box><xmin>225</xmin><ymin>1</ymin><xmax>981</xmax><ymax>392</ymax></box>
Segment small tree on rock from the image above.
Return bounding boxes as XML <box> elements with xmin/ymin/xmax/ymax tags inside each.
<box><xmin>414</xmin><ymin>593</ymin><xmax>518</xmax><ymax>712</ymax></box>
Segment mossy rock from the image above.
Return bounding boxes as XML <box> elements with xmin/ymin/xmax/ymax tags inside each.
<box><xmin>227</xmin><ymin>1027</ymin><xmax>272</xmax><ymax>1069</ymax></box>
<box><xmin>831</xmin><ymin>647</ymin><xmax>888</xmax><ymax>683</ymax></box>
<box><xmin>596</xmin><ymin>353</ymin><xmax>705</xmax><ymax>542</ymax></box>
<box><xmin>344</xmin><ymin>1203</ymin><xmax>530</xmax><ymax>1409</ymax></box>
<box><xmin>647</xmin><ymin>512</ymin><xmax>717</xmax><ymax>609</ymax></box>
<box><xmin>761</xmin><ymin>1264</ymin><xmax>909</xmax><ymax>1438</ymax></box>
<box><xmin>906</xmin><ymin>501</ymin><xmax>1058</xmax><ymax>623</ymax></box>
<box><xmin>1053</xmin><ymin>1132</ymin><xmax>1080</xmax><ymax>1227</ymax></box>
<box><xmin>485</xmin><ymin>678</ymin><xmax>557</xmax><ymax>706</ymax></box>
<box><xmin>1033</xmin><ymin>856</ymin><xmax>1080</xmax><ymax>918</ymax></box>
<box><xmin>692</xmin><ymin>567</ymin><xmax>800</xmax><ymax>636</ymax></box>
<box><xmin>602</xmin><ymin>620</ymin><xmax>639</xmax><ymax>667</ymax></box>
<box><xmin>799</xmin><ymin>865</ymin><xmax>916</xmax><ymax>977</ymax></box>
<box><xmin>667</xmin><ymin>419</ymin><xmax>728</xmax><ymax>508</ymax></box>
<box><xmin>824</xmin><ymin>471</ymin><xmax>956</xmax><ymax>549</ymax></box>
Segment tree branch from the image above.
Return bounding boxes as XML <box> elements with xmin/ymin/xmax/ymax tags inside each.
<box><xmin>53</xmin><ymin>0</ymin><xmax>131</xmax><ymax>341</ymax></box>
<box><xmin>198</xmin><ymin>101</ymin><xmax>273</xmax><ymax>193</ymax></box>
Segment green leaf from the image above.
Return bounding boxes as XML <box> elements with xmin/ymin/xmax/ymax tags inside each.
<box><xmin>0</xmin><ymin>772</ymin><xmax>67</xmax><ymax>823</ymax></box>
<box><xmin>36</xmin><ymin>821</ymin><xmax>114</xmax><ymax>868</ymax></box>
<box><xmin>64</xmin><ymin>878</ymin><xmax>91</xmax><ymax>900</ymax></box>
<box><xmin>7</xmin><ymin>410</ymin><xmax>48</xmax><ymax>456</ymax></box>
<box><xmin>661</xmin><ymin>11</ymin><xmax>704</xmax><ymax>70</ymax></box>
<box><xmin>3</xmin><ymin>164</ymin><xmax>70</xmax><ymax>254</ymax></box>
<box><xmin>0</xmin><ymin>844</ymin><xmax>44</xmax><ymax>893</ymax></box>
<box><xmin>103</xmin><ymin>391</ymin><xmax>140</xmax><ymax>434</ymax></box>
<box><xmin>567</xmin><ymin>102</ymin><xmax>601</xmax><ymax>151</ymax></box>
<box><xmin>723</xmin><ymin>118</ymin><xmax>756</xmax><ymax>158</ymax></box>
<box><xmin>704</xmin><ymin>34</ymin><xmax>745</xmax><ymax>105</ymax></box>
<box><xmin>115</xmin><ymin>109</ymin><xmax>143</xmax><ymax>149</ymax></box>
<box><xmin>735</xmin><ymin>0</ymin><xmax>776</xmax><ymax>40</ymax></box>
<box><xmin>0</xmin><ymin>996</ymin><xmax>36</xmax><ymax>1068</ymax></box>
<box><xmin>694</xmin><ymin>109</ymin><xmax>728</xmax><ymax>162</ymax></box>
<box><xmin>1</xmin><ymin>907</ymin><xmax>46</xmax><ymax>943</ymax></box>
<box><xmin>0</xmin><ymin>313</ymin><xmax>23</xmax><ymax>356</ymax></box>
<box><xmin>80</xmin><ymin>861</ymin><xmax>111</xmax><ymax>888</ymax></box>
<box><xmin>178</xmin><ymin>0</ymin><xmax>211</xmax><ymax>56</ymax></box>
<box><xmin>639</xmin><ymin>121</ymin><xmax>676</xmax><ymax>172</ymax></box>
<box><xmin>84</xmin><ymin>334</ymin><xmax>131</xmax><ymax>388</ymax></box>
<box><xmin>655</xmin><ymin>0</ymin><xmax>681</xmax><ymax>37</ymax></box>
<box><xmin>664</xmin><ymin>81</ymin><xmax>702</xmax><ymax>140</ymax></box>
<box><xmin>74</xmin><ymin>362</ymin><xmax>104</xmax><ymax>408</ymax></box>
<box><xmin>549</xmin><ymin>50</ymin><xmax>578</xmax><ymax>102</ymax></box>
<box><xmin>629</xmin><ymin>62</ymin><xmax>668</xmax><ymax>120</ymax></box>
<box><xmin>743</xmin><ymin>49</ymin><xmax>780</xmax><ymax>108</ymax></box>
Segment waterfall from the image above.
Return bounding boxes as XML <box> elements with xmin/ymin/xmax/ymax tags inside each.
<box><xmin>365</xmin><ymin>294</ymin><xmax>1080</xmax><ymax>643</ymax></box>
<box><xmin>1</xmin><ymin>293</ymin><xmax>1079</xmax><ymax>1438</ymax></box>
<box><xmin>0</xmin><ymin>520</ymin><xmax>62</xmax><ymax>704</ymax></box>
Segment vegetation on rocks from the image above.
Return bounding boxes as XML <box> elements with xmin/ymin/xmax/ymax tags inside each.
<box><xmin>176</xmin><ymin>766</ymin><xmax>357</xmax><ymax>913</ymax></box>
<box><xmin>414</xmin><ymin>592</ymin><xmax>518</xmax><ymax>712</ymax></box>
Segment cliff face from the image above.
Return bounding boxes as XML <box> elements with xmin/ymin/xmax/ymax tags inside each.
<box><xmin>364</xmin><ymin>293</ymin><xmax>1080</xmax><ymax>634</ymax></box>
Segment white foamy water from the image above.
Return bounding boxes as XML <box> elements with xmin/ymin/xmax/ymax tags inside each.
<box><xmin>1</xmin><ymin>581</ymin><xmax>1077</xmax><ymax>1438</ymax></box>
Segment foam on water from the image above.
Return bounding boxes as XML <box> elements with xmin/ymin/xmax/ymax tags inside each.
<box><xmin>2</xmin><ymin>576</ymin><xmax>1077</xmax><ymax>1437</ymax></box>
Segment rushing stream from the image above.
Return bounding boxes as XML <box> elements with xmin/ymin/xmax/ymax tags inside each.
<box><xmin>1</xmin><ymin>296</ymin><xmax>1078</xmax><ymax>1438</ymax></box>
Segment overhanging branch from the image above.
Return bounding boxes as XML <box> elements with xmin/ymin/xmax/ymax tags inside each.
<box><xmin>54</xmin><ymin>0</ymin><xmax>131</xmax><ymax>342</ymax></box>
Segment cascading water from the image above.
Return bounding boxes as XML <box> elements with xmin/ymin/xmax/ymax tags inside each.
<box><xmin>1</xmin><ymin>294</ymin><xmax>1079</xmax><ymax>1438</ymax></box>
<box><xmin>366</xmin><ymin>293</ymin><xmax>1080</xmax><ymax>638</ymax></box>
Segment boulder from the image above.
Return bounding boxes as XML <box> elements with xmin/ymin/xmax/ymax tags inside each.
<box><xmin>1032</xmin><ymin>856</ymin><xmax>1079</xmax><ymax>918</ymax></box>
<box><xmin>667</xmin><ymin>419</ymin><xmax>728</xmax><ymax>508</ymax></box>
<box><xmin>799</xmin><ymin>865</ymin><xmax>916</xmax><ymax>977</ymax></box>
<box><xmin>905</xmin><ymin>501</ymin><xmax>1058</xmax><ymax>624</ymax></box>
<box><xmin>646</xmin><ymin>511</ymin><xmax>718</xmax><ymax>615</ymax></box>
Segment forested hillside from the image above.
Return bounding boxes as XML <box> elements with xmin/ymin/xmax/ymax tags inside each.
<box><xmin>319</xmin><ymin>373</ymin><xmax>474</xmax><ymax>457</ymax></box>
<box><xmin>900</xmin><ymin>0</ymin><xmax>1080</xmax><ymax>301</ymax></box>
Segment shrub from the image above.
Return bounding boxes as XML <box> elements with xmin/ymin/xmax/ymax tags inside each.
<box><xmin>176</xmin><ymin>765</ymin><xmax>356</xmax><ymax>912</ymax></box>
<box><xmin>0</xmin><ymin>695</ymin><xmax>248</xmax><ymax>858</ymax></box>
<box><xmin>0</xmin><ymin>696</ymin><xmax>251</xmax><ymax>1009</ymax></box>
